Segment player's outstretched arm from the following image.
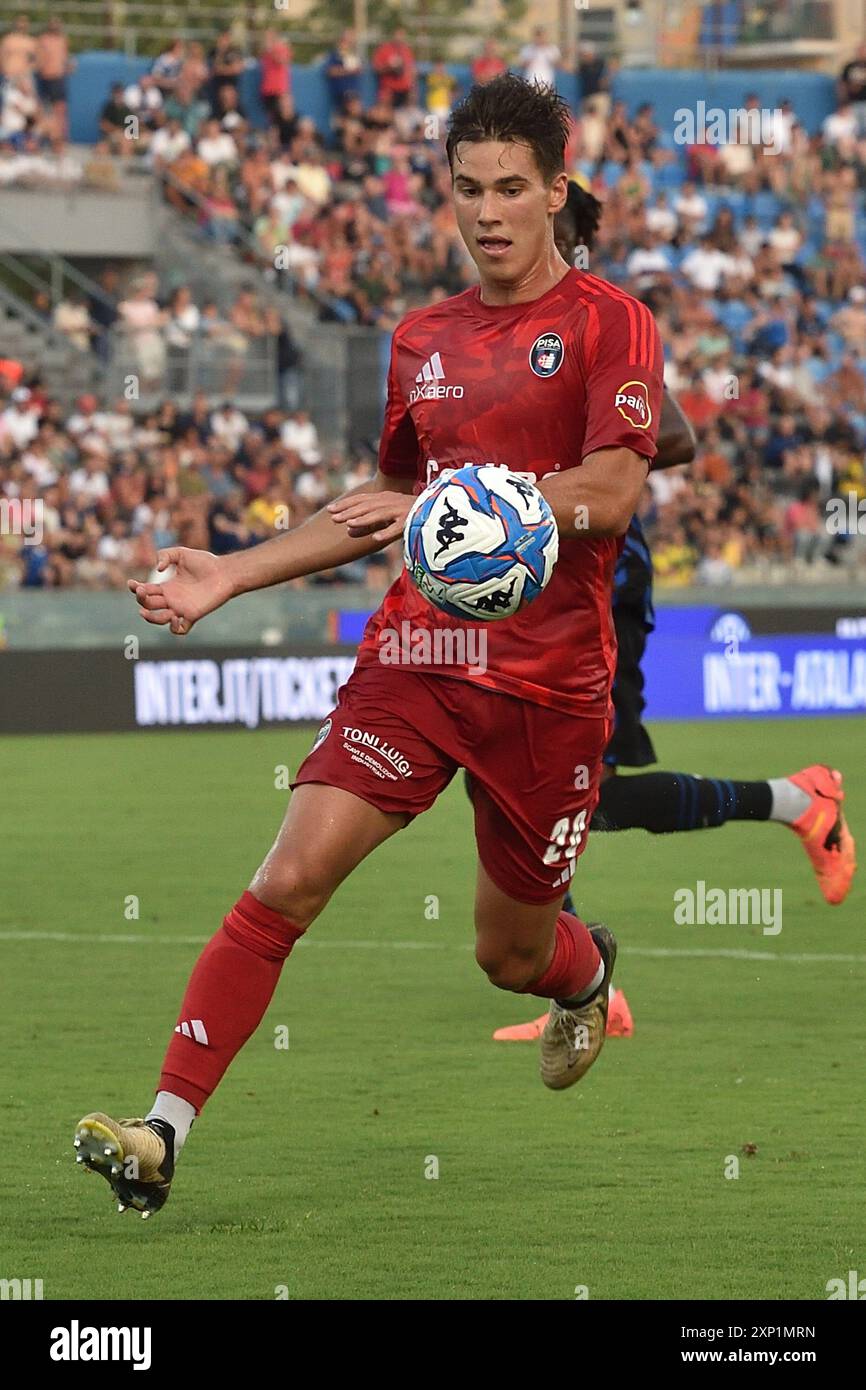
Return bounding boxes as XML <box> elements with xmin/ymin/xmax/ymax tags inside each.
<box><xmin>127</xmin><ymin>470</ymin><xmax>417</xmax><ymax>635</ymax></box>
<box><xmin>538</xmin><ymin>447</ymin><xmax>650</xmax><ymax>538</ymax></box>
<box><xmin>655</xmin><ymin>390</ymin><xmax>696</xmax><ymax>469</ymax></box>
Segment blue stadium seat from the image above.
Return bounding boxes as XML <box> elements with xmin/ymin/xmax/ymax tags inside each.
<box><xmin>656</xmin><ymin>163</ymin><xmax>686</xmax><ymax>191</ymax></box>
<box><xmin>716</xmin><ymin>300</ymin><xmax>753</xmax><ymax>330</ymax></box>
<box><xmin>604</xmin><ymin>263</ymin><xmax>630</xmax><ymax>286</ymax></box>
<box><xmin>807</xmin><ymin>359</ymin><xmax>832</xmax><ymax>383</ymax></box>
<box><xmin>751</xmin><ymin>191</ymin><xmax>782</xmax><ymax>227</ymax></box>
<box><xmin>716</xmin><ymin>190</ymin><xmax>747</xmax><ymax>220</ymax></box>
<box><xmin>806</xmin><ymin>195</ymin><xmax>825</xmax><ymax>224</ymax></box>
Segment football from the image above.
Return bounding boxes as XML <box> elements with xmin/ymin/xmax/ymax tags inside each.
<box><xmin>403</xmin><ymin>465</ymin><xmax>559</xmax><ymax>621</ymax></box>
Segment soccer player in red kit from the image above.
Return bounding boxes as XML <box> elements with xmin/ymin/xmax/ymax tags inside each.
<box><xmin>73</xmin><ymin>74</ymin><xmax>664</xmax><ymax>1216</ymax></box>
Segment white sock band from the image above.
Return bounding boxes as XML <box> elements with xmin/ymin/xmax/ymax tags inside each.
<box><xmin>574</xmin><ymin>958</ymin><xmax>605</xmax><ymax>1004</ymax></box>
<box><xmin>146</xmin><ymin>1092</ymin><xmax>197</xmax><ymax>1151</ymax></box>
<box><xmin>768</xmin><ymin>778</ymin><xmax>811</xmax><ymax>825</ymax></box>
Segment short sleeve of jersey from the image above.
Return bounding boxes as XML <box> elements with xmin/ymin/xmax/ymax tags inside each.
<box><xmin>378</xmin><ymin>327</ymin><xmax>420</xmax><ymax>479</ymax></box>
<box><xmin>580</xmin><ymin>294</ymin><xmax>664</xmax><ymax>464</ymax></box>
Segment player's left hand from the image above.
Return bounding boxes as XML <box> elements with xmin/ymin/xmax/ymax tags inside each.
<box><xmin>327</xmin><ymin>491</ymin><xmax>414</xmax><ymax>544</ymax></box>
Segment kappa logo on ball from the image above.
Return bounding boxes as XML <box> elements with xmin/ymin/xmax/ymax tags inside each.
<box><xmin>614</xmin><ymin>380</ymin><xmax>652</xmax><ymax>429</ymax></box>
<box><xmin>529</xmin><ymin>332</ymin><xmax>564</xmax><ymax>378</ymax></box>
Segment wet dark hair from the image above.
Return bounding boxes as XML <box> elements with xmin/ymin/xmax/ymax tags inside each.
<box><xmin>446</xmin><ymin>73</ymin><xmax>571</xmax><ymax>187</ymax></box>
<box><xmin>555</xmin><ymin>180</ymin><xmax>603</xmax><ymax>260</ymax></box>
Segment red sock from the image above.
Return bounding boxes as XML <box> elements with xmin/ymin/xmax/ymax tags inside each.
<box><xmin>158</xmin><ymin>891</ymin><xmax>304</xmax><ymax>1113</ymax></box>
<box><xmin>521</xmin><ymin>911</ymin><xmax>602</xmax><ymax>1002</ymax></box>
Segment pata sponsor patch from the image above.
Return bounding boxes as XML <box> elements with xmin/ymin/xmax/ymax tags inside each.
<box><xmin>614</xmin><ymin>380</ymin><xmax>652</xmax><ymax>429</ymax></box>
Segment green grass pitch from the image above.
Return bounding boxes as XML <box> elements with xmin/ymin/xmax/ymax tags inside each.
<box><xmin>2</xmin><ymin>717</ymin><xmax>864</xmax><ymax>1300</ymax></box>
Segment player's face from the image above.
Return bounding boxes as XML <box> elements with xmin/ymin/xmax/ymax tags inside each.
<box><xmin>451</xmin><ymin>139</ymin><xmax>568</xmax><ymax>294</ymax></box>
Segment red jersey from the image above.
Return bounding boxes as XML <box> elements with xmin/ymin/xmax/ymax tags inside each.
<box><xmin>359</xmin><ymin>268</ymin><xmax>664</xmax><ymax>716</ymax></box>
<box><xmin>471</xmin><ymin>56</ymin><xmax>507</xmax><ymax>85</ymax></box>
<box><xmin>260</xmin><ymin>42</ymin><xmax>291</xmax><ymax>98</ymax></box>
<box><xmin>372</xmin><ymin>41</ymin><xmax>415</xmax><ymax>95</ymax></box>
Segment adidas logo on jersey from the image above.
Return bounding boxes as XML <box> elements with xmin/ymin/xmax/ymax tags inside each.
<box><xmin>175</xmin><ymin>1018</ymin><xmax>209</xmax><ymax>1045</ymax></box>
<box><xmin>409</xmin><ymin>351</ymin><xmax>465</xmax><ymax>403</ymax></box>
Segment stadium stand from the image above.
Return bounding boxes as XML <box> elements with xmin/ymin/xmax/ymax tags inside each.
<box><xmin>1</xmin><ymin>11</ymin><xmax>865</xmax><ymax>592</ymax></box>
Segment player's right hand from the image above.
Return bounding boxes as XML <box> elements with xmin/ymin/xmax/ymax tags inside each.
<box><xmin>127</xmin><ymin>547</ymin><xmax>234</xmax><ymax>636</ymax></box>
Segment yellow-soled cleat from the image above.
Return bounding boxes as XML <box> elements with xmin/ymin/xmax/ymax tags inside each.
<box><xmin>74</xmin><ymin>1111</ymin><xmax>175</xmax><ymax>1218</ymax></box>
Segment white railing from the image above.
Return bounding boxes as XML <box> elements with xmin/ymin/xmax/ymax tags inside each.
<box><xmin>106</xmin><ymin>323</ymin><xmax>277</xmax><ymax>408</ymax></box>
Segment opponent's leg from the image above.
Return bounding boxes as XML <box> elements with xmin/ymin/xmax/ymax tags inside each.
<box><xmin>75</xmin><ymin>785</ymin><xmax>405</xmax><ymax>1215</ymax></box>
<box><xmin>593</xmin><ymin>769</ymin><xmax>771</xmax><ymax>832</ymax></box>
<box><xmin>592</xmin><ymin>765</ymin><xmax>856</xmax><ymax>904</ymax></box>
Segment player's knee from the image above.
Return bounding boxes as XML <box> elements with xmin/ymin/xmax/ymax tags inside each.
<box><xmin>475</xmin><ymin>943</ymin><xmax>541</xmax><ymax>993</ymax></box>
<box><xmin>249</xmin><ymin>860</ymin><xmax>332</xmax><ymax>929</ymax></box>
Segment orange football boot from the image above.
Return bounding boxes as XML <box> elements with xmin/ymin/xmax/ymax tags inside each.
<box><xmin>788</xmin><ymin>765</ymin><xmax>856</xmax><ymax>906</ymax></box>
<box><xmin>493</xmin><ymin>1012</ymin><xmax>549</xmax><ymax>1042</ymax></box>
<box><xmin>492</xmin><ymin>988</ymin><xmax>634</xmax><ymax>1041</ymax></box>
<box><xmin>606</xmin><ymin>988</ymin><xmax>634</xmax><ymax>1037</ymax></box>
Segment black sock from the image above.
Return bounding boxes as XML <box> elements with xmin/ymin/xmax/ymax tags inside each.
<box><xmin>592</xmin><ymin>772</ymin><xmax>772</xmax><ymax>834</ymax></box>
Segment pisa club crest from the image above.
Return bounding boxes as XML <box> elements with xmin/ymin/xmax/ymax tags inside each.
<box><xmin>614</xmin><ymin>380</ymin><xmax>652</xmax><ymax>430</ymax></box>
<box><xmin>529</xmin><ymin>332</ymin><xmax>564</xmax><ymax>378</ymax></box>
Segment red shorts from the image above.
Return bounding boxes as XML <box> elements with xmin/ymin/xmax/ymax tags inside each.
<box><xmin>292</xmin><ymin>665</ymin><xmax>610</xmax><ymax>905</ymax></box>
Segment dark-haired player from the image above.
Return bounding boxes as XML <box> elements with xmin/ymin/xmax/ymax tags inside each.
<box><xmin>75</xmin><ymin>75</ymin><xmax>679</xmax><ymax>1214</ymax></box>
<box><xmin>494</xmin><ymin>177</ymin><xmax>856</xmax><ymax>1042</ymax></box>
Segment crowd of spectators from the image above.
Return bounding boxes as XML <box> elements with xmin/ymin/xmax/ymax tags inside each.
<box><xmin>2</xmin><ymin>14</ymin><xmax>866</xmax><ymax>589</ymax></box>
<box><xmin>133</xmin><ymin>24</ymin><xmax>605</xmax><ymax>330</ymax></box>
<box><xmin>0</xmin><ymin>381</ymin><xmax>392</xmax><ymax>592</ymax></box>
<box><xmin>19</xmin><ymin>267</ymin><xmax>303</xmax><ymax>408</ymax></box>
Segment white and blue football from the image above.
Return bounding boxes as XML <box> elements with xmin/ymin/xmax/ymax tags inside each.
<box><xmin>403</xmin><ymin>465</ymin><xmax>559</xmax><ymax>621</ymax></box>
